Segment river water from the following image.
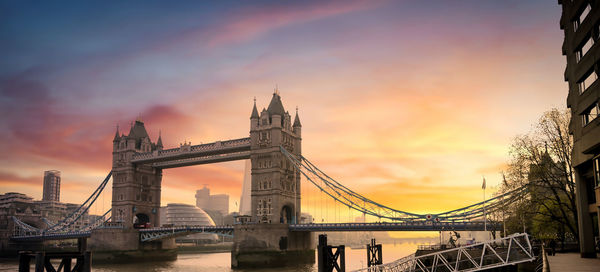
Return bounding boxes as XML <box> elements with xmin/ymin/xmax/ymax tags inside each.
<box><xmin>0</xmin><ymin>243</ymin><xmax>418</xmax><ymax>271</ymax></box>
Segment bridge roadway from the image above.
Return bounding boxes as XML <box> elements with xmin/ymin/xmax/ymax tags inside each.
<box><xmin>10</xmin><ymin>231</ymin><xmax>92</xmax><ymax>242</ymax></box>
<box><xmin>289</xmin><ymin>221</ymin><xmax>497</xmax><ymax>232</ymax></box>
<box><xmin>11</xmin><ymin>222</ymin><xmax>498</xmax><ymax>242</ymax></box>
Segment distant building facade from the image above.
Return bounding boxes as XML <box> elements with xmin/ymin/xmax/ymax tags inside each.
<box><xmin>0</xmin><ymin>192</ymin><xmax>97</xmax><ymax>254</ymax></box>
<box><xmin>239</xmin><ymin>159</ymin><xmax>252</xmax><ymax>215</ymax></box>
<box><xmin>195</xmin><ymin>186</ymin><xmax>229</xmax><ymax>223</ymax></box>
<box><xmin>42</xmin><ymin>170</ymin><xmax>60</xmax><ymax>202</ymax></box>
<box><xmin>559</xmin><ymin>0</ymin><xmax>600</xmax><ymax>258</ymax></box>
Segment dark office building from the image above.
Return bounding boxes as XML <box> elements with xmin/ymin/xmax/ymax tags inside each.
<box><xmin>42</xmin><ymin>170</ymin><xmax>61</xmax><ymax>202</ymax></box>
<box><xmin>559</xmin><ymin>0</ymin><xmax>600</xmax><ymax>258</ymax></box>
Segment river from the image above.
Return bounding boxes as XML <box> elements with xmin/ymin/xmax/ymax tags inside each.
<box><xmin>0</xmin><ymin>243</ymin><xmax>418</xmax><ymax>271</ymax></box>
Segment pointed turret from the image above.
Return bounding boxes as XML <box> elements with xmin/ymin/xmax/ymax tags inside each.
<box><xmin>157</xmin><ymin>131</ymin><xmax>163</xmax><ymax>150</ymax></box>
<box><xmin>267</xmin><ymin>92</ymin><xmax>285</xmax><ymax>116</ymax></box>
<box><xmin>113</xmin><ymin>125</ymin><xmax>121</xmax><ymax>142</ymax></box>
<box><xmin>250</xmin><ymin>97</ymin><xmax>259</xmax><ymax>119</ymax></box>
<box><xmin>293</xmin><ymin>107</ymin><xmax>302</xmax><ymax>127</ymax></box>
<box><xmin>250</xmin><ymin>98</ymin><xmax>260</xmax><ymax>131</ymax></box>
<box><xmin>127</xmin><ymin>120</ymin><xmax>150</xmax><ymax>150</ymax></box>
<box><xmin>128</xmin><ymin>120</ymin><xmax>149</xmax><ymax>139</ymax></box>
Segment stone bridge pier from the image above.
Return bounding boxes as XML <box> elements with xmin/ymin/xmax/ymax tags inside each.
<box><xmin>232</xmin><ymin>224</ymin><xmax>313</xmax><ymax>268</ymax></box>
<box><xmin>89</xmin><ymin>228</ymin><xmax>176</xmax><ymax>262</ymax></box>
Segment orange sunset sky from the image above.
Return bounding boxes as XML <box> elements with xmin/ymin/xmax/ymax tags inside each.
<box><xmin>0</xmin><ymin>1</ymin><xmax>565</xmax><ymax>224</ymax></box>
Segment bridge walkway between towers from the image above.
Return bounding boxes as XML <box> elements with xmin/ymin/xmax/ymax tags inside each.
<box><xmin>130</xmin><ymin>137</ymin><xmax>251</xmax><ymax>168</ymax></box>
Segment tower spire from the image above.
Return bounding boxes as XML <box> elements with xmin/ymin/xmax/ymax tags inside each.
<box><xmin>293</xmin><ymin>106</ymin><xmax>302</xmax><ymax>127</ymax></box>
<box><xmin>113</xmin><ymin>124</ymin><xmax>120</xmax><ymax>142</ymax></box>
<box><xmin>157</xmin><ymin>130</ymin><xmax>163</xmax><ymax>148</ymax></box>
<box><xmin>250</xmin><ymin>96</ymin><xmax>259</xmax><ymax>119</ymax></box>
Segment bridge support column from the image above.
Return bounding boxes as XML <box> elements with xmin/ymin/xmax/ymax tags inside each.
<box><xmin>317</xmin><ymin>234</ymin><xmax>345</xmax><ymax>272</ymax></box>
<box><xmin>89</xmin><ymin>228</ymin><xmax>176</xmax><ymax>262</ymax></box>
<box><xmin>231</xmin><ymin>224</ymin><xmax>314</xmax><ymax>268</ymax></box>
<box><xmin>367</xmin><ymin>238</ymin><xmax>382</xmax><ymax>267</ymax></box>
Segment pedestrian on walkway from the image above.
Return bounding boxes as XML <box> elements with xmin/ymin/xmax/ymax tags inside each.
<box><xmin>549</xmin><ymin>239</ymin><xmax>556</xmax><ymax>256</ymax></box>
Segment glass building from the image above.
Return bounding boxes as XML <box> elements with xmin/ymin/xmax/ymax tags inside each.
<box><xmin>160</xmin><ymin>203</ymin><xmax>218</xmax><ymax>243</ymax></box>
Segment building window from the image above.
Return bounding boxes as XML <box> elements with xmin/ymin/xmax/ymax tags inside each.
<box><xmin>578</xmin><ymin>70</ymin><xmax>598</xmax><ymax>94</ymax></box>
<box><xmin>576</xmin><ymin>36</ymin><xmax>594</xmax><ymax>62</ymax></box>
<box><xmin>574</xmin><ymin>4</ymin><xmax>592</xmax><ymax>32</ymax></box>
<box><xmin>580</xmin><ymin>4</ymin><xmax>592</xmax><ymax>25</ymax></box>
<box><xmin>582</xmin><ymin>102</ymin><xmax>599</xmax><ymax>126</ymax></box>
<box><xmin>594</xmin><ymin>156</ymin><xmax>600</xmax><ymax>187</ymax></box>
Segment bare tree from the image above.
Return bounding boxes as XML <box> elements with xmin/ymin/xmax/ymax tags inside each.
<box><xmin>499</xmin><ymin>109</ymin><xmax>578</xmax><ymax>246</ymax></box>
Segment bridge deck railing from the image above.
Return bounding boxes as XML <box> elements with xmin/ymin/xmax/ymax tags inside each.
<box><xmin>353</xmin><ymin>233</ymin><xmax>535</xmax><ymax>272</ymax></box>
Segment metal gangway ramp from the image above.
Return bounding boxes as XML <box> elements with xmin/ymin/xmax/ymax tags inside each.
<box><xmin>355</xmin><ymin>233</ymin><xmax>535</xmax><ymax>272</ymax></box>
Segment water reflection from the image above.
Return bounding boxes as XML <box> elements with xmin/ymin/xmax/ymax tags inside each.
<box><xmin>0</xmin><ymin>243</ymin><xmax>418</xmax><ymax>272</ymax></box>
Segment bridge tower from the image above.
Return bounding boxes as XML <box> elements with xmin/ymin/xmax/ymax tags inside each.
<box><xmin>249</xmin><ymin>91</ymin><xmax>302</xmax><ymax>224</ymax></box>
<box><xmin>232</xmin><ymin>92</ymin><xmax>312</xmax><ymax>268</ymax></box>
<box><xmin>111</xmin><ymin>119</ymin><xmax>163</xmax><ymax>229</ymax></box>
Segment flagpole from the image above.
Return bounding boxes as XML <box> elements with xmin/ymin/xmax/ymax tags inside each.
<box><xmin>502</xmin><ymin>174</ymin><xmax>506</xmax><ymax>238</ymax></box>
<box><xmin>482</xmin><ymin>176</ymin><xmax>487</xmax><ymax>237</ymax></box>
<box><xmin>483</xmin><ymin>186</ymin><xmax>486</xmax><ymax>232</ymax></box>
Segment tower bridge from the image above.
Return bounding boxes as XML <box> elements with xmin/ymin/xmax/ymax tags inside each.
<box><xmin>10</xmin><ymin>92</ymin><xmax>525</xmax><ymax>268</ymax></box>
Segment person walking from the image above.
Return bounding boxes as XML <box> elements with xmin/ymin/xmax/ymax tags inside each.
<box><xmin>548</xmin><ymin>239</ymin><xmax>557</xmax><ymax>256</ymax></box>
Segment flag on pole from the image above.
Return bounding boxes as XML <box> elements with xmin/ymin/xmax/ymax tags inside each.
<box><xmin>482</xmin><ymin>176</ymin><xmax>486</xmax><ymax>190</ymax></box>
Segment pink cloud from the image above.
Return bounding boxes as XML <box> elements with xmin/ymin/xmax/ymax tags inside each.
<box><xmin>205</xmin><ymin>1</ymin><xmax>384</xmax><ymax>48</ymax></box>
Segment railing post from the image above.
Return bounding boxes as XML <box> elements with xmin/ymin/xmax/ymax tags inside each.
<box><xmin>82</xmin><ymin>251</ymin><xmax>92</xmax><ymax>272</ymax></box>
<box><xmin>34</xmin><ymin>252</ymin><xmax>44</xmax><ymax>272</ymax></box>
<box><xmin>61</xmin><ymin>257</ymin><xmax>71</xmax><ymax>272</ymax></box>
<box><xmin>338</xmin><ymin>245</ymin><xmax>346</xmax><ymax>272</ymax></box>
<box><xmin>318</xmin><ymin>234</ymin><xmax>327</xmax><ymax>272</ymax></box>
<box><xmin>18</xmin><ymin>251</ymin><xmax>31</xmax><ymax>272</ymax></box>
<box><xmin>78</xmin><ymin>237</ymin><xmax>87</xmax><ymax>253</ymax></box>
<box><xmin>367</xmin><ymin>238</ymin><xmax>382</xmax><ymax>267</ymax></box>
<box><xmin>317</xmin><ymin>234</ymin><xmax>346</xmax><ymax>272</ymax></box>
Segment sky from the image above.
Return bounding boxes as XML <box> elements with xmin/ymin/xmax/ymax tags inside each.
<box><xmin>0</xmin><ymin>1</ymin><xmax>566</xmax><ymax>226</ymax></box>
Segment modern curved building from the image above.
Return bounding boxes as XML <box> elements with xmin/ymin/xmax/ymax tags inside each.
<box><xmin>159</xmin><ymin>203</ymin><xmax>218</xmax><ymax>243</ymax></box>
